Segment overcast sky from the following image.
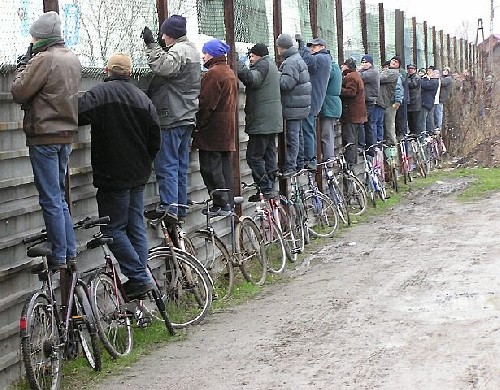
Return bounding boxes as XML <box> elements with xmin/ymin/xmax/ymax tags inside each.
<box><xmin>368</xmin><ymin>0</ymin><xmax>499</xmax><ymax>41</ymax></box>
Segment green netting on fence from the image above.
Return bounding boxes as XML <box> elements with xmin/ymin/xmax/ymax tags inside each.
<box><xmin>297</xmin><ymin>0</ymin><xmax>313</xmax><ymax>43</ymax></box>
<box><xmin>235</xmin><ymin>0</ymin><xmax>269</xmax><ymax>43</ymax></box>
<box><xmin>342</xmin><ymin>0</ymin><xmax>363</xmax><ymax>60</ymax></box>
<box><xmin>366</xmin><ymin>4</ymin><xmax>381</xmax><ymax>66</ymax></box>
<box><xmin>427</xmin><ymin>26</ymin><xmax>434</xmax><ymax>67</ymax></box>
<box><xmin>404</xmin><ymin>17</ymin><xmax>413</xmax><ymax>66</ymax></box>
<box><xmin>197</xmin><ymin>0</ymin><xmax>226</xmax><ymax>40</ymax></box>
<box><xmin>384</xmin><ymin>8</ymin><xmax>396</xmax><ymax>59</ymax></box>
<box><xmin>416</xmin><ymin>22</ymin><xmax>425</xmax><ymax>69</ymax></box>
<box><xmin>317</xmin><ymin>1</ymin><xmax>336</xmax><ymax>58</ymax></box>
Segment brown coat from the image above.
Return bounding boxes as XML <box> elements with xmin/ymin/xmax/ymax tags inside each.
<box><xmin>340</xmin><ymin>68</ymin><xmax>367</xmax><ymax>124</ymax></box>
<box><xmin>11</xmin><ymin>43</ymin><xmax>82</xmax><ymax>146</ymax></box>
<box><xmin>193</xmin><ymin>56</ymin><xmax>238</xmax><ymax>152</ymax></box>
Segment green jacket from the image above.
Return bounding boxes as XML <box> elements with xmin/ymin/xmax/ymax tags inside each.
<box><xmin>237</xmin><ymin>55</ymin><xmax>283</xmax><ymax>135</ymax></box>
<box><xmin>319</xmin><ymin>60</ymin><xmax>342</xmax><ymax>119</ymax></box>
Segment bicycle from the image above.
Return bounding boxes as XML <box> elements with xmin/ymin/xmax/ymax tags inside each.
<box><xmin>319</xmin><ymin>160</ymin><xmax>351</xmax><ymax>225</ymax></box>
<box><xmin>189</xmin><ymin>190</ymin><xmax>267</xmax><ymax>294</ymax></box>
<box><xmin>359</xmin><ymin>146</ymin><xmax>387</xmax><ymax>207</ymax></box>
<box><xmin>398</xmin><ymin>135</ymin><xmax>413</xmax><ymax>185</ymax></box>
<box><xmin>242</xmin><ymin>182</ymin><xmax>291</xmax><ymax>272</ymax></box>
<box><xmin>423</xmin><ymin>129</ymin><xmax>447</xmax><ymax>170</ymax></box>
<box><xmin>334</xmin><ymin>146</ymin><xmax>367</xmax><ymax>216</ymax></box>
<box><xmin>383</xmin><ymin>143</ymin><xmax>399</xmax><ymax>192</ymax></box>
<box><xmin>20</xmin><ymin>216</ymin><xmax>104</xmax><ymax>390</ymax></box>
<box><xmin>408</xmin><ymin>133</ymin><xmax>430</xmax><ymax>178</ymax></box>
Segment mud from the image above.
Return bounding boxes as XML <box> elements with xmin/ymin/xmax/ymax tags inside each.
<box><xmin>94</xmin><ymin>178</ymin><xmax>500</xmax><ymax>390</ymax></box>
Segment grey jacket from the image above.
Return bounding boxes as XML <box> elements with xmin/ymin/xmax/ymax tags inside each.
<box><xmin>359</xmin><ymin>65</ymin><xmax>380</xmax><ymax>104</ymax></box>
<box><xmin>376</xmin><ymin>68</ymin><xmax>399</xmax><ymax>109</ymax></box>
<box><xmin>279</xmin><ymin>47</ymin><xmax>312</xmax><ymax>120</ymax></box>
<box><xmin>439</xmin><ymin>76</ymin><xmax>453</xmax><ymax>103</ymax></box>
<box><xmin>407</xmin><ymin>73</ymin><xmax>422</xmax><ymax>112</ymax></box>
<box><xmin>145</xmin><ymin>36</ymin><xmax>201</xmax><ymax>129</ymax></box>
<box><xmin>238</xmin><ymin>55</ymin><xmax>283</xmax><ymax>135</ymax></box>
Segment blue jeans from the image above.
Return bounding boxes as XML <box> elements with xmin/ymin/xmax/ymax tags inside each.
<box><xmin>434</xmin><ymin>103</ymin><xmax>443</xmax><ymax>129</ymax></box>
<box><xmin>301</xmin><ymin>114</ymin><xmax>317</xmax><ymax>166</ymax></box>
<box><xmin>284</xmin><ymin>119</ymin><xmax>301</xmax><ymax>172</ymax></box>
<box><xmin>154</xmin><ymin>125</ymin><xmax>193</xmax><ymax>218</ymax></box>
<box><xmin>96</xmin><ymin>186</ymin><xmax>151</xmax><ymax>285</ymax></box>
<box><xmin>372</xmin><ymin>105</ymin><xmax>385</xmax><ymax>143</ymax></box>
<box><xmin>29</xmin><ymin>144</ymin><xmax>76</xmax><ymax>264</ymax></box>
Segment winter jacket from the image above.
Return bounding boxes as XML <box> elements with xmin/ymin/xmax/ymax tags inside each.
<box><xmin>193</xmin><ymin>56</ymin><xmax>238</xmax><ymax>152</ymax></box>
<box><xmin>439</xmin><ymin>75</ymin><xmax>453</xmax><ymax>103</ymax></box>
<box><xmin>78</xmin><ymin>76</ymin><xmax>161</xmax><ymax>190</ymax></box>
<box><xmin>420</xmin><ymin>77</ymin><xmax>439</xmax><ymax>110</ymax></box>
<box><xmin>299</xmin><ymin>47</ymin><xmax>332</xmax><ymax>115</ymax></box>
<box><xmin>407</xmin><ymin>73</ymin><xmax>422</xmax><ymax>112</ymax></box>
<box><xmin>145</xmin><ymin>36</ymin><xmax>201</xmax><ymax>129</ymax></box>
<box><xmin>393</xmin><ymin>75</ymin><xmax>404</xmax><ymax>104</ymax></box>
<box><xmin>359</xmin><ymin>65</ymin><xmax>380</xmax><ymax>104</ymax></box>
<box><xmin>279</xmin><ymin>47</ymin><xmax>312</xmax><ymax>120</ymax></box>
<box><xmin>319</xmin><ymin>61</ymin><xmax>342</xmax><ymax>119</ymax></box>
<box><xmin>375</xmin><ymin>68</ymin><xmax>399</xmax><ymax>109</ymax></box>
<box><xmin>340</xmin><ymin>68</ymin><xmax>367</xmax><ymax>124</ymax></box>
<box><xmin>237</xmin><ymin>55</ymin><xmax>283</xmax><ymax>135</ymax></box>
<box><xmin>11</xmin><ymin>42</ymin><xmax>81</xmax><ymax>146</ymax></box>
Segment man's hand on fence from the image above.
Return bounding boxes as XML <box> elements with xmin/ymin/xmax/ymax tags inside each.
<box><xmin>295</xmin><ymin>34</ymin><xmax>304</xmax><ymax>50</ymax></box>
<box><xmin>16</xmin><ymin>43</ymin><xmax>33</xmax><ymax>68</ymax></box>
<box><xmin>141</xmin><ymin>26</ymin><xmax>155</xmax><ymax>45</ymax></box>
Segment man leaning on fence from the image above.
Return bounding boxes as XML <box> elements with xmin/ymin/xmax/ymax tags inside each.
<box><xmin>237</xmin><ymin>43</ymin><xmax>283</xmax><ymax>201</ymax></box>
<box><xmin>276</xmin><ymin>33</ymin><xmax>312</xmax><ymax>177</ymax></box>
<box><xmin>11</xmin><ymin>11</ymin><xmax>81</xmax><ymax>271</ymax></box>
<box><xmin>78</xmin><ymin>53</ymin><xmax>161</xmax><ymax>299</ymax></box>
<box><xmin>141</xmin><ymin>15</ymin><xmax>201</xmax><ymax>223</ymax></box>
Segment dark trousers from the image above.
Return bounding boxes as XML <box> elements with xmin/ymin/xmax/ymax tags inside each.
<box><xmin>341</xmin><ymin>122</ymin><xmax>358</xmax><ymax>166</ymax></box>
<box><xmin>246</xmin><ymin>133</ymin><xmax>277</xmax><ymax>195</ymax></box>
<box><xmin>358</xmin><ymin>102</ymin><xmax>376</xmax><ymax>154</ymax></box>
<box><xmin>199</xmin><ymin>150</ymin><xmax>233</xmax><ymax>208</ymax></box>
<box><xmin>407</xmin><ymin>110</ymin><xmax>422</xmax><ymax>136</ymax></box>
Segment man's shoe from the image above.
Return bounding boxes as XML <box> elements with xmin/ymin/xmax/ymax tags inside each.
<box><xmin>248</xmin><ymin>193</ymin><xmax>261</xmax><ymax>202</ymax></box>
<box><xmin>217</xmin><ymin>205</ymin><xmax>232</xmax><ymax>216</ymax></box>
<box><xmin>304</xmin><ymin>162</ymin><xmax>317</xmax><ymax>172</ymax></box>
<box><xmin>144</xmin><ymin>204</ymin><xmax>178</xmax><ymax>224</ymax></box>
<box><xmin>202</xmin><ymin>206</ymin><xmax>222</xmax><ymax>217</ymax></box>
<box><xmin>123</xmin><ymin>280</ymin><xmax>154</xmax><ymax>300</ymax></box>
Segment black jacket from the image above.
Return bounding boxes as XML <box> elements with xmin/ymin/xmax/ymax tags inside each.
<box><xmin>78</xmin><ymin>76</ymin><xmax>161</xmax><ymax>189</ymax></box>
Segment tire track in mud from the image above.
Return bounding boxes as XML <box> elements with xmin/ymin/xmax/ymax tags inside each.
<box><xmin>94</xmin><ymin>179</ymin><xmax>500</xmax><ymax>389</ymax></box>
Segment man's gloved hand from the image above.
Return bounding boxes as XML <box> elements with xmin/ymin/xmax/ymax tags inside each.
<box><xmin>141</xmin><ymin>26</ymin><xmax>155</xmax><ymax>45</ymax></box>
<box><xmin>157</xmin><ymin>32</ymin><xmax>167</xmax><ymax>49</ymax></box>
<box><xmin>17</xmin><ymin>43</ymin><xmax>33</xmax><ymax>68</ymax></box>
<box><xmin>295</xmin><ymin>34</ymin><xmax>304</xmax><ymax>49</ymax></box>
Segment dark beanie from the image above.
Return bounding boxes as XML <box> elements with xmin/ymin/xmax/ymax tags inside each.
<box><xmin>276</xmin><ymin>34</ymin><xmax>294</xmax><ymax>49</ymax></box>
<box><xmin>361</xmin><ymin>54</ymin><xmax>373</xmax><ymax>64</ymax></box>
<box><xmin>29</xmin><ymin>11</ymin><xmax>62</xmax><ymax>39</ymax></box>
<box><xmin>390</xmin><ymin>55</ymin><xmax>402</xmax><ymax>67</ymax></box>
<box><xmin>160</xmin><ymin>15</ymin><xmax>187</xmax><ymax>39</ymax></box>
<box><xmin>249</xmin><ymin>43</ymin><xmax>269</xmax><ymax>57</ymax></box>
<box><xmin>343</xmin><ymin>57</ymin><xmax>356</xmax><ymax>69</ymax></box>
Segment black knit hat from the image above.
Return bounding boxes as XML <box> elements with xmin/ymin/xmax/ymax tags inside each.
<box><xmin>390</xmin><ymin>55</ymin><xmax>402</xmax><ymax>67</ymax></box>
<box><xmin>160</xmin><ymin>15</ymin><xmax>186</xmax><ymax>39</ymax></box>
<box><xmin>248</xmin><ymin>43</ymin><xmax>269</xmax><ymax>57</ymax></box>
<box><xmin>343</xmin><ymin>57</ymin><xmax>356</xmax><ymax>69</ymax></box>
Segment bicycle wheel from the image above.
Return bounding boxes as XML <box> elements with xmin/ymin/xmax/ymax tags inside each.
<box><xmin>89</xmin><ymin>272</ymin><xmax>133</xmax><ymax>358</ymax></box>
<box><xmin>278</xmin><ymin>203</ymin><xmax>300</xmax><ymax>262</ymax></box>
<box><xmin>74</xmin><ymin>284</ymin><xmax>102</xmax><ymax>371</ymax></box>
<box><xmin>20</xmin><ymin>292</ymin><xmax>62</xmax><ymax>390</ymax></box>
<box><xmin>304</xmin><ymin>190</ymin><xmax>338</xmax><ymax>238</ymax></box>
<box><xmin>365</xmin><ymin>172</ymin><xmax>377</xmax><ymax>207</ymax></box>
<box><xmin>342</xmin><ymin>174</ymin><xmax>367</xmax><ymax>216</ymax></box>
<box><xmin>150</xmin><ymin>248</ymin><xmax>213</xmax><ymax>328</ymax></box>
<box><xmin>238</xmin><ymin>216</ymin><xmax>267</xmax><ymax>284</ymax></box>
<box><xmin>257</xmin><ymin>216</ymin><xmax>287</xmax><ymax>274</ymax></box>
<box><xmin>190</xmin><ymin>231</ymin><xmax>234</xmax><ymax>300</ymax></box>
<box><xmin>327</xmin><ymin>178</ymin><xmax>351</xmax><ymax>225</ymax></box>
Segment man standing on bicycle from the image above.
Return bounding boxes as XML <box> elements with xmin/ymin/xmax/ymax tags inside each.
<box><xmin>237</xmin><ymin>43</ymin><xmax>283</xmax><ymax>201</ymax></box>
<box><xmin>78</xmin><ymin>53</ymin><xmax>161</xmax><ymax>299</ymax></box>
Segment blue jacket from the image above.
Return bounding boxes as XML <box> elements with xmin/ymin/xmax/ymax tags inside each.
<box><xmin>420</xmin><ymin>77</ymin><xmax>439</xmax><ymax>110</ymax></box>
<box><xmin>319</xmin><ymin>60</ymin><xmax>342</xmax><ymax>119</ymax></box>
<box><xmin>299</xmin><ymin>47</ymin><xmax>332</xmax><ymax>116</ymax></box>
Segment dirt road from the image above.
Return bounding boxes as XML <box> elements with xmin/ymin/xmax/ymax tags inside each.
<box><xmin>94</xmin><ymin>178</ymin><xmax>500</xmax><ymax>389</ymax></box>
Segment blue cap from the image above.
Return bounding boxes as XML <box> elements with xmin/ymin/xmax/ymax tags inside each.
<box><xmin>202</xmin><ymin>39</ymin><xmax>231</xmax><ymax>57</ymax></box>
